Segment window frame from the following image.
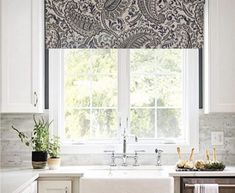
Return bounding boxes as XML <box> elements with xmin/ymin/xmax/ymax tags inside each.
<box><xmin>49</xmin><ymin>49</ymin><xmax>199</xmax><ymax>154</ymax></box>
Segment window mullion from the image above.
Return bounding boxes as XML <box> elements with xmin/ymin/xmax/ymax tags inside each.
<box><xmin>155</xmin><ymin>51</ymin><xmax>158</xmax><ymax>138</ymax></box>
<box><xmin>89</xmin><ymin>50</ymin><xmax>93</xmax><ymax>136</ymax></box>
<box><xmin>118</xmin><ymin>49</ymin><xmax>130</xmax><ymax>138</ymax></box>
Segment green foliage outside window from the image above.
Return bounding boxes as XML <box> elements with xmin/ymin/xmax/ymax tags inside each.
<box><xmin>64</xmin><ymin>49</ymin><xmax>184</xmax><ymax>140</ymax></box>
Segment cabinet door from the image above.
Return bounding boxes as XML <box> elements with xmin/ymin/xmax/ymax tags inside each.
<box><xmin>204</xmin><ymin>0</ymin><xmax>235</xmax><ymax>113</ymax></box>
<box><xmin>38</xmin><ymin>181</ymin><xmax>72</xmax><ymax>193</ymax></box>
<box><xmin>31</xmin><ymin>181</ymin><xmax>38</xmax><ymax>193</ymax></box>
<box><xmin>0</xmin><ymin>0</ymin><xmax>44</xmax><ymax>113</ymax></box>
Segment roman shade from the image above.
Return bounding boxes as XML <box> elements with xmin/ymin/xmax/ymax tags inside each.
<box><xmin>45</xmin><ymin>0</ymin><xmax>205</xmax><ymax>49</ymax></box>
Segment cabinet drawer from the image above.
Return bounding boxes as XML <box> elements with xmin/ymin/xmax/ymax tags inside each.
<box><xmin>181</xmin><ymin>177</ymin><xmax>235</xmax><ymax>193</ymax></box>
<box><xmin>38</xmin><ymin>180</ymin><xmax>72</xmax><ymax>193</ymax></box>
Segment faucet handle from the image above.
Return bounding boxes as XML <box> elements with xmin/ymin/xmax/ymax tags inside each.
<box><xmin>104</xmin><ymin>150</ymin><xmax>116</xmax><ymax>166</ymax></box>
<box><xmin>155</xmin><ymin>148</ymin><xmax>163</xmax><ymax>154</ymax></box>
<box><xmin>133</xmin><ymin>150</ymin><xmax>145</xmax><ymax>166</ymax></box>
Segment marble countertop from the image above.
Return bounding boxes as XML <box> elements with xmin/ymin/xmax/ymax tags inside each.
<box><xmin>1</xmin><ymin>166</ymin><xmax>235</xmax><ymax>193</ymax></box>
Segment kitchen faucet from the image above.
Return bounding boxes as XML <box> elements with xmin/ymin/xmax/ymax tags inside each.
<box><xmin>105</xmin><ymin>117</ymin><xmax>141</xmax><ymax>166</ymax></box>
<box><xmin>122</xmin><ymin>128</ymin><xmax>138</xmax><ymax>166</ymax></box>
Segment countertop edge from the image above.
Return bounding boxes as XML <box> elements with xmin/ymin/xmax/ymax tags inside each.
<box><xmin>1</xmin><ymin>170</ymin><xmax>84</xmax><ymax>193</ymax></box>
<box><xmin>12</xmin><ymin>174</ymin><xmax>39</xmax><ymax>193</ymax></box>
<box><xmin>169</xmin><ymin>168</ymin><xmax>235</xmax><ymax>177</ymax></box>
<box><xmin>38</xmin><ymin>173</ymin><xmax>84</xmax><ymax>177</ymax></box>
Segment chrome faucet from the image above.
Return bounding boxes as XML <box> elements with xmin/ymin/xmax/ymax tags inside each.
<box><xmin>121</xmin><ymin>118</ymin><xmax>138</xmax><ymax>166</ymax></box>
<box><xmin>104</xmin><ymin>150</ymin><xmax>117</xmax><ymax>166</ymax></box>
<box><xmin>121</xmin><ymin>134</ymin><xmax>138</xmax><ymax>166</ymax></box>
<box><xmin>105</xmin><ymin>117</ymin><xmax>140</xmax><ymax>166</ymax></box>
<box><xmin>155</xmin><ymin>148</ymin><xmax>163</xmax><ymax>166</ymax></box>
<box><xmin>123</xmin><ymin>130</ymin><xmax>127</xmax><ymax>155</ymax></box>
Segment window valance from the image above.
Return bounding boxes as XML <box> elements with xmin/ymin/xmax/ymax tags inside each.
<box><xmin>45</xmin><ymin>0</ymin><xmax>205</xmax><ymax>49</ymax></box>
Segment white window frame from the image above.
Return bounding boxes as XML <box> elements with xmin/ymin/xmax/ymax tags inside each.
<box><xmin>49</xmin><ymin>49</ymin><xmax>199</xmax><ymax>154</ymax></box>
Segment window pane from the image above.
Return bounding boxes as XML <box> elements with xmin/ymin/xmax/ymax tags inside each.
<box><xmin>130</xmin><ymin>49</ymin><xmax>184</xmax><ymax>139</ymax></box>
<box><xmin>130</xmin><ymin>49</ymin><xmax>156</xmax><ymax>73</ymax></box>
<box><xmin>64</xmin><ymin>50</ymin><xmax>90</xmax><ymax>74</ymax></box>
<box><xmin>92</xmin><ymin>49</ymin><xmax>117</xmax><ymax>74</ymax></box>
<box><xmin>155</xmin><ymin>49</ymin><xmax>183</xmax><ymax>73</ymax></box>
<box><xmin>156</xmin><ymin>75</ymin><xmax>182</xmax><ymax>107</ymax></box>
<box><xmin>130</xmin><ymin>109</ymin><xmax>155</xmax><ymax>138</ymax></box>
<box><xmin>65</xmin><ymin>109</ymin><xmax>90</xmax><ymax>140</ymax></box>
<box><xmin>157</xmin><ymin>109</ymin><xmax>182</xmax><ymax>138</ymax></box>
<box><xmin>65</xmin><ymin>75</ymin><xmax>90</xmax><ymax>108</ymax></box>
<box><xmin>92</xmin><ymin>75</ymin><xmax>117</xmax><ymax>107</ymax></box>
<box><xmin>64</xmin><ymin>49</ymin><xmax>118</xmax><ymax>140</ymax></box>
<box><xmin>91</xmin><ymin>109</ymin><xmax>117</xmax><ymax>139</ymax></box>
<box><xmin>130</xmin><ymin>75</ymin><xmax>155</xmax><ymax>107</ymax></box>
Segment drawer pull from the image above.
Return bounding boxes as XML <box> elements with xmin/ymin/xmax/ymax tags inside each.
<box><xmin>185</xmin><ymin>184</ymin><xmax>235</xmax><ymax>188</ymax></box>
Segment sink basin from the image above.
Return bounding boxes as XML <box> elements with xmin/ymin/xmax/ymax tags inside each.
<box><xmin>80</xmin><ymin>166</ymin><xmax>173</xmax><ymax>193</ymax></box>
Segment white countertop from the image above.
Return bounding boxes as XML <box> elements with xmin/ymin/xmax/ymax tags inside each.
<box><xmin>169</xmin><ymin>167</ymin><xmax>235</xmax><ymax>177</ymax></box>
<box><xmin>0</xmin><ymin>167</ymin><xmax>84</xmax><ymax>193</ymax></box>
<box><xmin>1</xmin><ymin>166</ymin><xmax>235</xmax><ymax>193</ymax></box>
<box><xmin>1</xmin><ymin>170</ymin><xmax>39</xmax><ymax>193</ymax></box>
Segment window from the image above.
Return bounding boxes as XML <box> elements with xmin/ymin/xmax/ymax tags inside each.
<box><xmin>64</xmin><ymin>50</ymin><xmax>118</xmax><ymax>140</ymax></box>
<box><xmin>129</xmin><ymin>50</ymin><xmax>184</xmax><ymax>140</ymax></box>
<box><xmin>49</xmin><ymin>49</ymin><xmax>199</xmax><ymax>153</ymax></box>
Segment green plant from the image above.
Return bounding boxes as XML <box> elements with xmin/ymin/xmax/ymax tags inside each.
<box><xmin>205</xmin><ymin>161</ymin><xmax>226</xmax><ymax>170</ymax></box>
<box><xmin>48</xmin><ymin>136</ymin><xmax>61</xmax><ymax>158</ymax></box>
<box><xmin>12</xmin><ymin>115</ymin><xmax>52</xmax><ymax>152</ymax></box>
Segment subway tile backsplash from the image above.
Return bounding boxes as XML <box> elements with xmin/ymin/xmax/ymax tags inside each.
<box><xmin>1</xmin><ymin>111</ymin><xmax>235</xmax><ymax>168</ymax></box>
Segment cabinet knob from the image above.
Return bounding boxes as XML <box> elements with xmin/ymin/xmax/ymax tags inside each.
<box><xmin>34</xmin><ymin>92</ymin><xmax>38</xmax><ymax>107</ymax></box>
<box><xmin>65</xmin><ymin>186</ymin><xmax>68</xmax><ymax>193</ymax></box>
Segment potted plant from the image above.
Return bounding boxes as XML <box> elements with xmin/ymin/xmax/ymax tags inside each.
<box><xmin>48</xmin><ymin>136</ymin><xmax>61</xmax><ymax>170</ymax></box>
<box><xmin>12</xmin><ymin>115</ymin><xmax>51</xmax><ymax>169</ymax></box>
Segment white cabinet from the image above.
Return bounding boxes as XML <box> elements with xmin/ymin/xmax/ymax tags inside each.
<box><xmin>204</xmin><ymin>0</ymin><xmax>235</xmax><ymax>113</ymax></box>
<box><xmin>0</xmin><ymin>0</ymin><xmax>44</xmax><ymax>113</ymax></box>
<box><xmin>38</xmin><ymin>181</ymin><xmax>72</xmax><ymax>193</ymax></box>
<box><xmin>21</xmin><ymin>181</ymin><xmax>37</xmax><ymax>193</ymax></box>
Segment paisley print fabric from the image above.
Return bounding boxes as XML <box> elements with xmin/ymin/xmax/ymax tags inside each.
<box><xmin>45</xmin><ymin>0</ymin><xmax>205</xmax><ymax>49</ymax></box>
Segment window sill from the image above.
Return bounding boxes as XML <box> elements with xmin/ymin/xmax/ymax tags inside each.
<box><xmin>61</xmin><ymin>142</ymin><xmax>199</xmax><ymax>154</ymax></box>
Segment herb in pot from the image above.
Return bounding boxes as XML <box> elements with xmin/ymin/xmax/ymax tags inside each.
<box><xmin>48</xmin><ymin>136</ymin><xmax>61</xmax><ymax>170</ymax></box>
<box><xmin>12</xmin><ymin>115</ymin><xmax>52</xmax><ymax>169</ymax></box>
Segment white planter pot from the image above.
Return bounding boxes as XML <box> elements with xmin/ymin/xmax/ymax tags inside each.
<box><xmin>47</xmin><ymin>157</ymin><xmax>61</xmax><ymax>170</ymax></box>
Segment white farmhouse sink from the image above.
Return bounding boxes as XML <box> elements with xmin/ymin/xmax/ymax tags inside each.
<box><xmin>80</xmin><ymin>166</ymin><xmax>173</xmax><ymax>193</ymax></box>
